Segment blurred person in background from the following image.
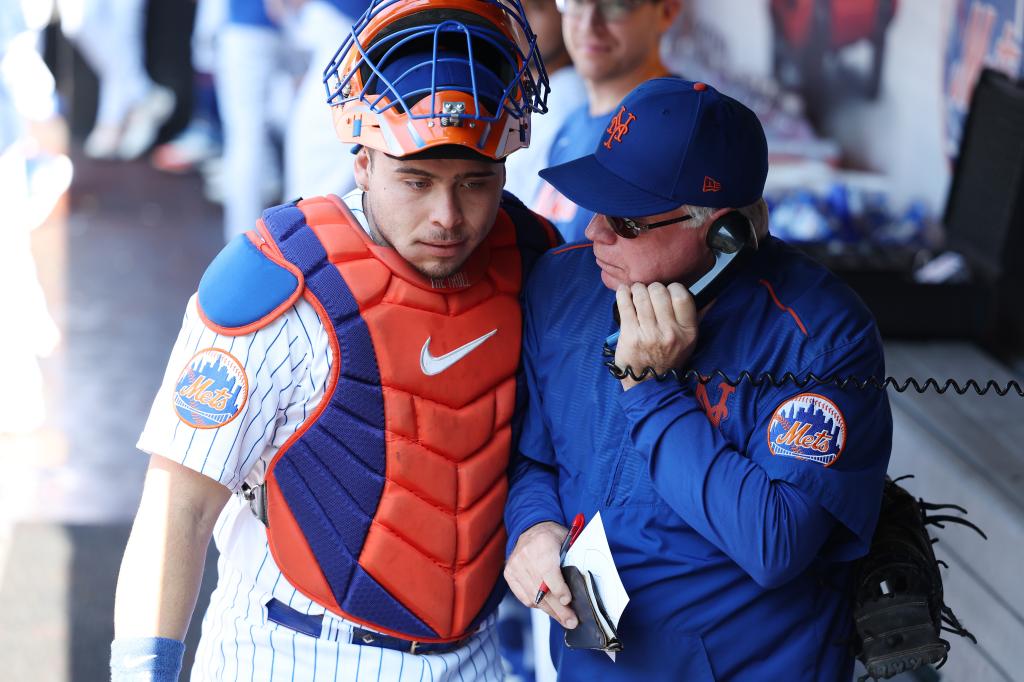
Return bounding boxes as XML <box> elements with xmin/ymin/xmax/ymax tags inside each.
<box><xmin>281</xmin><ymin>0</ymin><xmax>368</xmax><ymax>202</ymax></box>
<box><xmin>150</xmin><ymin>0</ymin><xmax>226</xmax><ymax>179</ymax></box>
<box><xmin>216</xmin><ymin>0</ymin><xmax>288</xmax><ymax>240</ymax></box>
<box><xmin>502</xmin><ymin>0</ymin><xmax>585</xmax><ymax>203</ymax></box>
<box><xmin>56</xmin><ymin>0</ymin><xmax>177</xmax><ymax>160</ymax></box>
<box><xmin>0</xmin><ymin>1</ymin><xmax>67</xmax><ymax>433</ymax></box>
<box><xmin>532</xmin><ymin>0</ymin><xmax>681</xmax><ymax>242</ymax></box>
<box><xmin>1</xmin><ymin>0</ymin><xmax>73</xmax><ymax>225</ymax></box>
<box><xmin>216</xmin><ymin>0</ymin><xmax>371</xmax><ymax>242</ymax></box>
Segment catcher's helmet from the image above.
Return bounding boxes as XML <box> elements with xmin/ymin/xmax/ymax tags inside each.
<box><xmin>323</xmin><ymin>0</ymin><xmax>549</xmax><ymax>160</ymax></box>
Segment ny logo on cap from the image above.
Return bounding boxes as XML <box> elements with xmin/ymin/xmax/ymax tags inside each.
<box><xmin>603</xmin><ymin>105</ymin><xmax>636</xmax><ymax>150</ymax></box>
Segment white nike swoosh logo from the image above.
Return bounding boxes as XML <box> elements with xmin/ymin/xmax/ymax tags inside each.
<box><xmin>121</xmin><ymin>654</ymin><xmax>158</xmax><ymax>669</ymax></box>
<box><xmin>420</xmin><ymin>329</ymin><xmax>498</xmax><ymax>376</ymax></box>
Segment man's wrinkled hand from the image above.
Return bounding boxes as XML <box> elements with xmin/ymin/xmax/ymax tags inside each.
<box><xmin>504</xmin><ymin>522</ymin><xmax>578</xmax><ymax>630</ymax></box>
<box><xmin>614</xmin><ymin>282</ymin><xmax>698</xmax><ymax>390</ymax></box>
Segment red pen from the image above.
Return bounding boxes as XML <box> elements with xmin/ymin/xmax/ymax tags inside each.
<box><xmin>534</xmin><ymin>513</ymin><xmax>586</xmax><ymax>605</ymax></box>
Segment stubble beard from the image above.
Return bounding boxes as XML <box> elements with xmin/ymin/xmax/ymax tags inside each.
<box><xmin>416</xmin><ymin>258</ymin><xmax>466</xmax><ymax>280</ymax></box>
<box><xmin>362</xmin><ymin>192</ymin><xmax>470</xmax><ymax>280</ymax></box>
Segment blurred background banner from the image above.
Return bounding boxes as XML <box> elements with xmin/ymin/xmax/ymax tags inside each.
<box><xmin>945</xmin><ymin>0</ymin><xmax>1024</xmax><ymax>156</ymax></box>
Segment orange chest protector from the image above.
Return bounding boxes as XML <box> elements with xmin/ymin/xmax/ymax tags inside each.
<box><xmin>241</xmin><ymin>195</ymin><xmax>547</xmax><ymax>642</ymax></box>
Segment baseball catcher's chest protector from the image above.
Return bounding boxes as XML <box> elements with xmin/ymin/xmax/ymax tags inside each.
<box><xmin>254</xmin><ymin>196</ymin><xmax>527</xmax><ymax>642</ymax></box>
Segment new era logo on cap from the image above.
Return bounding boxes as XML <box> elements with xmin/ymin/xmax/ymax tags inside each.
<box><xmin>603</xmin><ymin>105</ymin><xmax>636</xmax><ymax>150</ymax></box>
<box><xmin>703</xmin><ymin>176</ymin><xmax>722</xmax><ymax>192</ymax></box>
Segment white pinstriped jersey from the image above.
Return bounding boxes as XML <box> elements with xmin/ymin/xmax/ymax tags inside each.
<box><xmin>137</xmin><ymin>191</ymin><xmax>504</xmax><ymax>681</ymax></box>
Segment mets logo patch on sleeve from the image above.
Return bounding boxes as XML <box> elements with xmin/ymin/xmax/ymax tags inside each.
<box><xmin>767</xmin><ymin>393</ymin><xmax>846</xmax><ymax>467</ymax></box>
<box><xmin>173</xmin><ymin>348</ymin><xmax>248</xmax><ymax>429</ymax></box>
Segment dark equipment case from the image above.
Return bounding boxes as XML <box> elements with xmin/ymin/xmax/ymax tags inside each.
<box><xmin>799</xmin><ymin>69</ymin><xmax>1024</xmax><ymax>352</ymax></box>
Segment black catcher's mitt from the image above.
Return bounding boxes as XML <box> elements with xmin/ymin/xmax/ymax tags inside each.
<box><xmin>852</xmin><ymin>475</ymin><xmax>986</xmax><ymax>681</ymax></box>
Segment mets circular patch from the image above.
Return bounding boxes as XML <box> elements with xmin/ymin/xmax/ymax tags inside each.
<box><xmin>767</xmin><ymin>393</ymin><xmax>846</xmax><ymax>467</ymax></box>
<box><xmin>173</xmin><ymin>348</ymin><xmax>248</xmax><ymax>429</ymax></box>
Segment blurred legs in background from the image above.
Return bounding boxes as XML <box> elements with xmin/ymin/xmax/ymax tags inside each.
<box><xmin>57</xmin><ymin>0</ymin><xmax>175</xmax><ymax>160</ymax></box>
<box><xmin>215</xmin><ymin>20</ymin><xmax>283</xmax><ymax>240</ymax></box>
<box><xmin>150</xmin><ymin>0</ymin><xmax>225</xmax><ymax>178</ymax></box>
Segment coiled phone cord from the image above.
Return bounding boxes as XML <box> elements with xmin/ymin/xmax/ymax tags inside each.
<box><xmin>600</xmin><ymin>344</ymin><xmax>1024</xmax><ymax>397</ymax></box>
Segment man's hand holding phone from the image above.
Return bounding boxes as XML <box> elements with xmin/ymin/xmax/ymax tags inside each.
<box><xmin>614</xmin><ymin>282</ymin><xmax>698</xmax><ymax>391</ymax></box>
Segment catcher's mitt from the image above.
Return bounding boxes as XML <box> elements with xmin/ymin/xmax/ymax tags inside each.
<box><xmin>852</xmin><ymin>475</ymin><xmax>986</xmax><ymax>681</ymax></box>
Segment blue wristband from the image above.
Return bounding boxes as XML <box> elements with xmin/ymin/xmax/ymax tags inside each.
<box><xmin>110</xmin><ymin>637</ymin><xmax>185</xmax><ymax>682</ymax></box>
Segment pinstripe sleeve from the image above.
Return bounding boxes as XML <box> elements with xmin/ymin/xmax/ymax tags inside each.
<box><xmin>136</xmin><ymin>294</ymin><xmax>328</xmax><ymax>491</ymax></box>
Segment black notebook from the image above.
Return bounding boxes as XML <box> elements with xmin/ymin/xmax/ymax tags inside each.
<box><xmin>563</xmin><ymin>565</ymin><xmax>623</xmax><ymax>652</ymax></box>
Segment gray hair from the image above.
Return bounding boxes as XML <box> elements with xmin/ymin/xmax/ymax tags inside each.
<box><xmin>682</xmin><ymin>198</ymin><xmax>769</xmax><ymax>240</ymax></box>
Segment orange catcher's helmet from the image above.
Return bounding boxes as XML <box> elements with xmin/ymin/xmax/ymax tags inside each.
<box><xmin>323</xmin><ymin>0</ymin><xmax>549</xmax><ymax>160</ymax></box>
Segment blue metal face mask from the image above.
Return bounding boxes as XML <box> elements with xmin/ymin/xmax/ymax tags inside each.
<box><xmin>323</xmin><ymin>0</ymin><xmax>549</xmax><ymax>157</ymax></box>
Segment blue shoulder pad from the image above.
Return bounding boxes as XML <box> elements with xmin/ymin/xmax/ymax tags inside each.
<box><xmin>197</xmin><ymin>234</ymin><xmax>302</xmax><ymax>331</ymax></box>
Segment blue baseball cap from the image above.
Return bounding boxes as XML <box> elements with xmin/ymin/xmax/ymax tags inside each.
<box><xmin>538</xmin><ymin>78</ymin><xmax>768</xmax><ymax>217</ymax></box>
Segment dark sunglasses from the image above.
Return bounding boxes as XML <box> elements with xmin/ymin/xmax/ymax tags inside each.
<box><xmin>605</xmin><ymin>213</ymin><xmax>693</xmax><ymax>239</ymax></box>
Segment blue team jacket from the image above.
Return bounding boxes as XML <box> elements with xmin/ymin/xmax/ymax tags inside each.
<box><xmin>505</xmin><ymin>237</ymin><xmax>893</xmax><ymax>681</ymax></box>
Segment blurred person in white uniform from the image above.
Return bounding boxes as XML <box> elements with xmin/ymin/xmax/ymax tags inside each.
<box><xmin>216</xmin><ymin>0</ymin><xmax>290</xmax><ymax>240</ymax></box>
<box><xmin>217</xmin><ymin>0</ymin><xmax>370</xmax><ymax>240</ymax></box>
<box><xmin>502</xmin><ymin>0</ymin><xmax>585</xmax><ymax>203</ymax></box>
<box><xmin>0</xmin><ymin>2</ymin><xmax>66</xmax><ymax>432</ymax></box>
<box><xmin>281</xmin><ymin>0</ymin><xmax>367</xmax><ymax>201</ymax></box>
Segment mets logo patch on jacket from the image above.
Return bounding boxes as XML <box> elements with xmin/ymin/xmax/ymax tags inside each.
<box><xmin>767</xmin><ymin>393</ymin><xmax>846</xmax><ymax>467</ymax></box>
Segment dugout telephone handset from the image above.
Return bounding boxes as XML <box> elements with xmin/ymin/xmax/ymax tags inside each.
<box><xmin>605</xmin><ymin>210</ymin><xmax>758</xmax><ymax>347</ymax></box>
